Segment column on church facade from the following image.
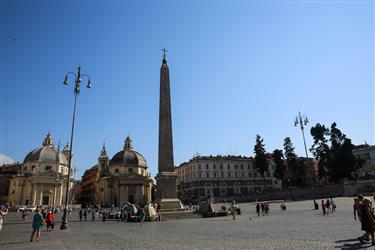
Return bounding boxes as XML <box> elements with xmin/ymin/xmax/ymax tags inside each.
<box><xmin>125</xmin><ymin>186</ymin><xmax>128</xmax><ymax>203</ymax></box>
<box><xmin>141</xmin><ymin>185</ymin><xmax>145</xmax><ymax>202</ymax></box>
<box><xmin>52</xmin><ymin>185</ymin><xmax>57</xmax><ymax>206</ymax></box>
<box><xmin>39</xmin><ymin>183</ymin><xmax>44</xmax><ymax>205</ymax></box>
<box><xmin>108</xmin><ymin>185</ymin><xmax>112</xmax><ymax>206</ymax></box>
<box><xmin>19</xmin><ymin>181</ymin><xmax>25</xmax><ymax>205</ymax></box>
<box><xmin>118</xmin><ymin>184</ymin><xmax>123</xmax><ymax>205</ymax></box>
<box><xmin>59</xmin><ymin>184</ymin><xmax>63</xmax><ymax>205</ymax></box>
<box><xmin>32</xmin><ymin>184</ymin><xmax>37</xmax><ymax>205</ymax></box>
<box><xmin>135</xmin><ymin>185</ymin><xmax>140</xmax><ymax>204</ymax></box>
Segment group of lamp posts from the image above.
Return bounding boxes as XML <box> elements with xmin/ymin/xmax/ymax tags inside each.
<box><xmin>294</xmin><ymin>112</ymin><xmax>314</xmax><ymax>193</ymax></box>
<box><xmin>60</xmin><ymin>66</ymin><xmax>92</xmax><ymax>230</ymax></box>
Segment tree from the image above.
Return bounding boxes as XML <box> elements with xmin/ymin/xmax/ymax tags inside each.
<box><xmin>310</xmin><ymin>123</ymin><xmax>331</xmax><ymax>184</ymax></box>
<box><xmin>272</xmin><ymin>149</ymin><xmax>285</xmax><ymax>188</ymax></box>
<box><xmin>253</xmin><ymin>135</ymin><xmax>268</xmax><ymax>192</ymax></box>
<box><xmin>283</xmin><ymin>137</ymin><xmax>299</xmax><ymax>186</ymax></box>
<box><xmin>351</xmin><ymin>156</ymin><xmax>366</xmax><ymax>180</ymax></box>
<box><xmin>310</xmin><ymin>122</ymin><xmax>357</xmax><ymax>183</ymax></box>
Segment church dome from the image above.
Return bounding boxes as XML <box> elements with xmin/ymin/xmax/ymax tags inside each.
<box><xmin>110</xmin><ymin>136</ymin><xmax>147</xmax><ymax>167</ymax></box>
<box><xmin>23</xmin><ymin>132</ymin><xmax>68</xmax><ymax>165</ymax></box>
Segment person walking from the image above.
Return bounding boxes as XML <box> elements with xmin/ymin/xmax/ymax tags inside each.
<box><xmin>84</xmin><ymin>210</ymin><xmax>87</xmax><ymax>221</ymax></box>
<box><xmin>330</xmin><ymin>198</ymin><xmax>336</xmax><ymax>212</ymax></box>
<box><xmin>321</xmin><ymin>200</ymin><xmax>326</xmax><ymax>216</ymax></box>
<box><xmin>0</xmin><ymin>208</ymin><xmax>5</xmax><ymax>231</ymax></box>
<box><xmin>230</xmin><ymin>201</ymin><xmax>237</xmax><ymax>220</ymax></box>
<box><xmin>358</xmin><ymin>198</ymin><xmax>375</xmax><ymax>245</ymax></box>
<box><xmin>45</xmin><ymin>211</ymin><xmax>54</xmax><ymax>231</ymax></box>
<box><xmin>79</xmin><ymin>210</ymin><xmax>83</xmax><ymax>221</ymax></box>
<box><xmin>325</xmin><ymin>199</ymin><xmax>331</xmax><ymax>214</ymax></box>
<box><xmin>91</xmin><ymin>210</ymin><xmax>96</xmax><ymax>221</ymax></box>
<box><xmin>139</xmin><ymin>208</ymin><xmax>145</xmax><ymax>225</ymax></box>
<box><xmin>256</xmin><ymin>203</ymin><xmax>260</xmax><ymax>217</ymax></box>
<box><xmin>30</xmin><ymin>208</ymin><xmax>45</xmax><ymax>242</ymax></box>
<box><xmin>354</xmin><ymin>196</ymin><xmax>364</xmax><ymax>221</ymax></box>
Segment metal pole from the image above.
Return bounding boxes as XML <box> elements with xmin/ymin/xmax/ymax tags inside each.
<box><xmin>60</xmin><ymin>90</ymin><xmax>77</xmax><ymax>230</ymax></box>
<box><xmin>61</xmin><ymin>68</ymin><xmax>81</xmax><ymax>230</ymax></box>
<box><xmin>296</xmin><ymin>112</ymin><xmax>314</xmax><ymax>197</ymax></box>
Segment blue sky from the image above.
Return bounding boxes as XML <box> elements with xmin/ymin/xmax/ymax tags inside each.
<box><xmin>1</xmin><ymin>1</ymin><xmax>374</xmax><ymax>178</ymax></box>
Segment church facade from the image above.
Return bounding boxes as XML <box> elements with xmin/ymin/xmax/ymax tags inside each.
<box><xmin>94</xmin><ymin>136</ymin><xmax>153</xmax><ymax>206</ymax></box>
<box><xmin>7</xmin><ymin>132</ymin><xmax>73</xmax><ymax>206</ymax></box>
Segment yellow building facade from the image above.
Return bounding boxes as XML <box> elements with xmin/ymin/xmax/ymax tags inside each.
<box><xmin>7</xmin><ymin>132</ymin><xmax>73</xmax><ymax>206</ymax></box>
<box><xmin>94</xmin><ymin>136</ymin><xmax>153</xmax><ymax>206</ymax></box>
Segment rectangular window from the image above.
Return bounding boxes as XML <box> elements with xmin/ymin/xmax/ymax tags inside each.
<box><xmin>206</xmin><ymin>173</ymin><xmax>209</xmax><ymax>178</ymax></box>
<box><xmin>220</xmin><ymin>164</ymin><xmax>223</xmax><ymax>169</ymax></box>
<box><xmin>248</xmin><ymin>165</ymin><xmax>251</xmax><ymax>169</ymax></box>
<box><xmin>227</xmin><ymin>164</ymin><xmax>230</xmax><ymax>170</ymax></box>
<box><xmin>206</xmin><ymin>164</ymin><xmax>209</xmax><ymax>169</ymax></box>
<box><xmin>234</xmin><ymin>165</ymin><xmax>238</xmax><ymax>169</ymax></box>
<box><xmin>198</xmin><ymin>164</ymin><xmax>201</xmax><ymax>169</ymax></box>
<box><xmin>129</xmin><ymin>168</ymin><xmax>133</xmax><ymax>173</ymax></box>
<box><xmin>213</xmin><ymin>164</ymin><xmax>216</xmax><ymax>169</ymax></box>
<box><xmin>235</xmin><ymin>173</ymin><xmax>238</xmax><ymax>178</ymax></box>
<box><xmin>221</xmin><ymin>172</ymin><xmax>224</xmax><ymax>178</ymax></box>
<box><xmin>240</xmin><ymin>165</ymin><xmax>244</xmax><ymax>169</ymax></box>
<box><xmin>115</xmin><ymin>169</ymin><xmax>119</xmax><ymax>173</ymax></box>
<box><xmin>249</xmin><ymin>173</ymin><xmax>252</xmax><ymax>177</ymax></box>
<box><xmin>45</xmin><ymin>166</ymin><xmax>52</xmax><ymax>170</ymax></box>
<box><xmin>228</xmin><ymin>173</ymin><xmax>231</xmax><ymax>178</ymax></box>
<box><xmin>214</xmin><ymin>173</ymin><xmax>217</xmax><ymax>178</ymax></box>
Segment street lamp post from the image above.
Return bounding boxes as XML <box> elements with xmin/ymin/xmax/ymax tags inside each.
<box><xmin>60</xmin><ymin>66</ymin><xmax>92</xmax><ymax>230</ymax></box>
<box><xmin>294</xmin><ymin>112</ymin><xmax>314</xmax><ymax>196</ymax></box>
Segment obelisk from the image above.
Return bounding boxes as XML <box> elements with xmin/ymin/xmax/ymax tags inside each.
<box><xmin>155</xmin><ymin>48</ymin><xmax>182</xmax><ymax>211</ymax></box>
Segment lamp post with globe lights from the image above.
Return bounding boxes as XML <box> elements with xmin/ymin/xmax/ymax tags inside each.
<box><xmin>294</xmin><ymin>112</ymin><xmax>314</xmax><ymax>195</ymax></box>
<box><xmin>60</xmin><ymin>66</ymin><xmax>92</xmax><ymax>230</ymax></box>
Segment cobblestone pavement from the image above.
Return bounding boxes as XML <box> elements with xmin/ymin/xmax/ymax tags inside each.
<box><xmin>0</xmin><ymin>197</ymin><xmax>371</xmax><ymax>249</ymax></box>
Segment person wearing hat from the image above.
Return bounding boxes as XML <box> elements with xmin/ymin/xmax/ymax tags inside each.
<box><xmin>358</xmin><ymin>198</ymin><xmax>375</xmax><ymax>245</ymax></box>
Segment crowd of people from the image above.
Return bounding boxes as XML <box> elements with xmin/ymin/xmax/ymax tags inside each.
<box><xmin>320</xmin><ymin>198</ymin><xmax>337</xmax><ymax>215</ymax></box>
<box><xmin>78</xmin><ymin>202</ymin><xmax>159</xmax><ymax>224</ymax></box>
<box><xmin>255</xmin><ymin>202</ymin><xmax>270</xmax><ymax>216</ymax></box>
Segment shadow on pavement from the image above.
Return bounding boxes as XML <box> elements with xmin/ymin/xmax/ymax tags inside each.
<box><xmin>0</xmin><ymin>241</ymin><xmax>31</xmax><ymax>246</ymax></box>
<box><xmin>335</xmin><ymin>239</ymin><xmax>371</xmax><ymax>250</ymax></box>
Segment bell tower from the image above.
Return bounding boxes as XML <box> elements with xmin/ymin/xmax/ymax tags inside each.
<box><xmin>97</xmin><ymin>143</ymin><xmax>109</xmax><ymax>179</ymax></box>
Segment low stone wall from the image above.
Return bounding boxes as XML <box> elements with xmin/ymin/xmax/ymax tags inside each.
<box><xmin>205</xmin><ymin>180</ymin><xmax>375</xmax><ymax>203</ymax></box>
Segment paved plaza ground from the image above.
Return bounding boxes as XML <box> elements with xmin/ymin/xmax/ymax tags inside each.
<box><xmin>0</xmin><ymin>197</ymin><xmax>371</xmax><ymax>249</ymax></box>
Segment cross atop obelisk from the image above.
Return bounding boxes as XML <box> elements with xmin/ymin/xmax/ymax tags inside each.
<box><xmin>162</xmin><ymin>47</ymin><xmax>168</xmax><ymax>63</ymax></box>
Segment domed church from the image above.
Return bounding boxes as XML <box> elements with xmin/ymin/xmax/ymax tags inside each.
<box><xmin>94</xmin><ymin>136</ymin><xmax>153</xmax><ymax>206</ymax></box>
<box><xmin>7</xmin><ymin>132</ymin><xmax>73</xmax><ymax>206</ymax></box>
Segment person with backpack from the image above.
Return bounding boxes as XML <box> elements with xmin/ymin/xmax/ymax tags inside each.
<box><xmin>45</xmin><ymin>211</ymin><xmax>54</xmax><ymax>231</ymax></box>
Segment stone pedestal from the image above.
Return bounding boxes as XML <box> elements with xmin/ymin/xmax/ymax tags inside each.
<box><xmin>156</xmin><ymin>172</ymin><xmax>183</xmax><ymax>212</ymax></box>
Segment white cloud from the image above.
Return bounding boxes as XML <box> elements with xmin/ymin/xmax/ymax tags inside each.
<box><xmin>0</xmin><ymin>154</ymin><xmax>16</xmax><ymax>165</ymax></box>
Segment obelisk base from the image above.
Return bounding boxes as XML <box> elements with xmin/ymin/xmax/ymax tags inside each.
<box><xmin>156</xmin><ymin>172</ymin><xmax>183</xmax><ymax>212</ymax></box>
